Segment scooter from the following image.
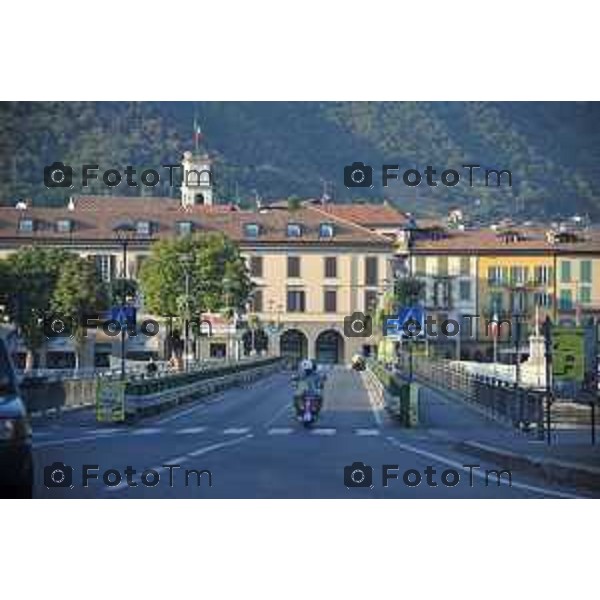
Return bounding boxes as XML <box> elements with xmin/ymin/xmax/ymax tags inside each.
<box><xmin>297</xmin><ymin>391</ymin><xmax>321</xmax><ymax>427</ymax></box>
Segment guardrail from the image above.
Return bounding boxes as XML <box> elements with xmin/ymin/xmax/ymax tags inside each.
<box><xmin>23</xmin><ymin>357</ymin><xmax>283</xmax><ymax>418</ymax></box>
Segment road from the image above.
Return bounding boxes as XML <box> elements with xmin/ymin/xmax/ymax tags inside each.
<box><xmin>33</xmin><ymin>367</ymin><xmax>584</xmax><ymax>498</ymax></box>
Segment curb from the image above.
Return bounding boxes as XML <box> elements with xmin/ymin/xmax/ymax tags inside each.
<box><xmin>457</xmin><ymin>439</ymin><xmax>600</xmax><ymax>493</ymax></box>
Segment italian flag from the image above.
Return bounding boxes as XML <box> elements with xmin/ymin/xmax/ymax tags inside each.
<box><xmin>194</xmin><ymin>119</ymin><xmax>203</xmax><ymax>144</ymax></box>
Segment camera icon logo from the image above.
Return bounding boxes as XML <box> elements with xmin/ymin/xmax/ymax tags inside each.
<box><xmin>44</xmin><ymin>161</ymin><xmax>73</xmax><ymax>188</ymax></box>
<box><xmin>344</xmin><ymin>462</ymin><xmax>373</xmax><ymax>488</ymax></box>
<box><xmin>344</xmin><ymin>162</ymin><xmax>373</xmax><ymax>188</ymax></box>
<box><xmin>44</xmin><ymin>462</ymin><xmax>74</xmax><ymax>488</ymax></box>
<box><xmin>43</xmin><ymin>313</ymin><xmax>75</xmax><ymax>339</ymax></box>
<box><xmin>343</xmin><ymin>311</ymin><xmax>372</xmax><ymax>338</ymax></box>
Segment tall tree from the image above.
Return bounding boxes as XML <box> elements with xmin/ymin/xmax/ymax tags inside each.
<box><xmin>139</xmin><ymin>232</ymin><xmax>252</xmax><ymax>325</ymax></box>
<box><xmin>2</xmin><ymin>247</ymin><xmax>71</xmax><ymax>369</ymax></box>
<box><xmin>51</xmin><ymin>256</ymin><xmax>109</xmax><ymax>370</ymax></box>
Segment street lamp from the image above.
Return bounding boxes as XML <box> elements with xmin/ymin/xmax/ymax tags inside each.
<box><xmin>179</xmin><ymin>253</ymin><xmax>193</xmax><ymax>372</ymax></box>
<box><xmin>113</xmin><ymin>222</ymin><xmax>137</xmax><ymax>379</ymax></box>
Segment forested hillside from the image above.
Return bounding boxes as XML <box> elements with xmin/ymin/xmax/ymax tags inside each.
<box><xmin>0</xmin><ymin>101</ymin><xmax>598</xmax><ymax>219</ymax></box>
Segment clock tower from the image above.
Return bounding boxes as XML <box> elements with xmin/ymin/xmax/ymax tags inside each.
<box><xmin>181</xmin><ymin>150</ymin><xmax>214</xmax><ymax>207</ymax></box>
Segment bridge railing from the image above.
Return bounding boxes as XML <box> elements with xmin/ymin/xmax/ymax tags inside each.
<box><xmin>396</xmin><ymin>353</ymin><xmax>546</xmax><ymax>433</ymax></box>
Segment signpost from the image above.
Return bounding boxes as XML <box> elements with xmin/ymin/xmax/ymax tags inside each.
<box><xmin>552</xmin><ymin>327</ymin><xmax>585</xmax><ymax>383</ymax></box>
<box><xmin>96</xmin><ymin>379</ymin><xmax>126</xmax><ymax>423</ymax></box>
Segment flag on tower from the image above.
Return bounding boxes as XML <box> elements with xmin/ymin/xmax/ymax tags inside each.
<box><xmin>193</xmin><ymin>118</ymin><xmax>203</xmax><ymax>150</ymax></box>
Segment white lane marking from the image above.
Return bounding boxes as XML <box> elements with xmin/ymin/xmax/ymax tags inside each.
<box><xmin>268</xmin><ymin>427</ymin><xmax>294</xmax><ymax>435</ymax></box>
<box><xmin>384</xmin><ymin>436</ymin><xmax>581</xmax><ymax>499</ymax></box>
<box><xmin>131</xmin><ymin>427</ymin><xmax>162</xmax><ymax>436</ymax></box>
<box><xmin>154</xmin><ymin>394</ymin><xmax>226</xmax><ymax>425</ymax></box>
<box><xmin>177</xmin><ymin>426</ymin><xmax>208</xmax><ymax>435</ymax></box>
<box><xmin>223</xmin><ymin>427</ymin><xmax>250</xmax><ymax>435</ymax></box>
<box><xmin>188</xmin><ymin>434</ymin><xmax>254</xmax><ymax>457</ymax></box>
<box><xmin>264</xmin><ymin>401</ymin><xmax>293</xmax><ymax>428</ymax></box>
<box><xmin>311</xmin><ymin>428</ymin><xmax>336</xmax><ymax>436</ymax></box>
<box><xmin>361</xmin><ymin>371</ymin><xmax>383</xmax><ymax>427</ymax></box>
<box><xmin>107</xmin><ymin>435</ymin><xmax>253</xmax><ymax>493</ymax></box>
<box><xmin>355</xmin><ymin>428</ymin><xmax>380</xmax><ymax>436</ymax></box>
<box><xmin>34</xmin><ymin>431</ymin><xmax>123</xmax><ymax>449</ymax></box>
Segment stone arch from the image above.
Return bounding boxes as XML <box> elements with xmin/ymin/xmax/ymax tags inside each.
<box><xmin>279</xmin><ymin>328</ymin><xmax>308</xmax><ymax>363</ymax></box>
<box><xmin>315</xmin><ymin>329</ymin><xmax>345</xmax><ymax>364</ymax></box>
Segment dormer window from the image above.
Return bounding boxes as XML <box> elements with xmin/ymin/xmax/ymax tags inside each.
<box><xmin>18</xmin><ymin>218</ymin><xmax>34</xmax><ymax>232</ymax></box>
<box><xmin>136</xmin><ymin>220</ymin><xmax>152</xmax><ymax>236</ymax></box>
<box><xmin>319</xmin><ymin>223</ymin><xmax>335</xmax><ymax>238</ymax></box>
<box><xmin>56</xmin><ymin>219</ymin><xmax>73</xmax><ymax>233</ymax></box>
<box><xmin>244</xmin><ymin>223</ymin><xmax>261</xmax><ymax>238</ymax></box>
<box><xmin>177</xmin><ymin>221</ymin><xmax>194</xmax><ymax>236</ymax></box>
<box><xmin>287</xmin><ymin>223</ymin><xmax>302</xmax><ymax>238</ymax></box>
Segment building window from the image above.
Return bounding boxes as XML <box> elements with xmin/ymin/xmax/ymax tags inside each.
<box><xmin>94</xmin><ymin>255</ymin><xmax>114</xmax><ymax>282</ymax></box>
<box><xmin>437</xmin><ymin>256</ymin><xmax>448</xmax><ymax>276</ymax></box>
<box><xmin>287</xmin><ymin>289</ymin><xmax>306</xmax><ymax>312</ymax></box>
<box><xmin>365</xmin><ymin>257</ymin><xmax>378</xmax><ymax>286</ymax></box>
<box><xmin>18</xmin><ymin>218</ymin><xmax>34</xmax><ymax>232</ymax></box>
<box><xmin>459</xmin><ymin>280</ymin><xmax>471</xmax><ymax>302</ymax></box>
<box><xmin>561</xmin><ymin>261</ymin><xmax>571</xmax><ymax>283</ymax></box>
<box><xmin>534</xmin><ymin>266</ymin><xmax>553</xmax><ymax>285</ymax></box>
<box><xmin>581</xmin><ymin>260</ymin><xmax>592</xmax><ymax>284</ymax></box>
<box><xmin>510</xmin><ymin>266</ymin><xmax>528</xmax><ymax>285</ymax></box>
<box><xmin>249</xmin><ymin>256</ymin><xmax>263</xmax><ymax>278</ymax></box>
<box><xmin>364</xmin><ymin>290</ymin><xmax>378</xmax><ymax>312</ymax></box>
<box><xmin>56</xmin><ymin>219</ymin><xmax>73</xmax><ymax>233</ymax></box>
<box><xmin>414</xmin><ymin>256</ymin><xmax>426</xmax><ymax>276</ymax></box>
<box><xmin>136</xmin><ymin>220</ymin><xmax>151</xmax><ymax>236</ymax></box>
<box><xmin>459</xmin><ymin>257</ymin><xmax>470</xmax><ymax>276</ymax></box>
<box><xmin>534</xmin><ymin>292</ymin><xmax>553</xmax><ymax>308</ymax></box>
<box><xmin>251</xmin><ymin>289</ymin><xmax>263</xmax><ymax>312</ymax></box>
<box><xmin>244</xmin><ymin>223</ymin><xmax>261</xmax><ymax>238</ymax></box>
<box><xmin>579</xmin><ymin>286</ymin><xmax>592</xmax><ymax>304</ymax></box>
<box><xmin>324</xmin><ymin>256</ymin><xmax>337</xmax><ymax>278</ymax></box>
<box><xmin>559</xmin><ymin>289</ymin><xmax>573</xmax><ymax>310</ymax></box>
<box><xmin>324</xmin><ymin>289</ymin><xmax>337</xmax><ymax>313</ymax></box>
<box><xmin>319</xmin><ymin>223</ymin><xmax>335</xmax><ymax>238</ymax></box>
<box><xmin>176</xmin><ymin>221</ymin><xmax>193</xmax><ymax>236</ymax></box>
<box><xmin>489</xmin><ymin>291</ymin><xmax>503</xmax><ymax>313</ymax></box>
<box><xmin>286</xmin><ymin>223</ymin><xmax>302</xmax><ymax>238</ymax></box>
<box><xmin>287</xmin><ymin>256</ymin><xmax>301</xmax><ymax>278</ymax></box>
<box><xmin>488</xmin><ymin>266</ymin><xmax>508</xmax><ymax>286</ymax></box>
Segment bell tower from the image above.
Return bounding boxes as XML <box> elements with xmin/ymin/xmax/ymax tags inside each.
<box><xmin>181</xmin><ymin>150</ymin><xmax>214</xmax><ymax>207</ymax></box>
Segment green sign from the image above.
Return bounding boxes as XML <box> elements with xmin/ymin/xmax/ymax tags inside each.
<box><xmin>96</xmin><ymin>380</ymin><xmax>126</xmax><ymax>422</ymax></box>
<box><xmin>552</xmin><ymin>327</ymin><xmax>585</xmax><ymax>382</ymax></box>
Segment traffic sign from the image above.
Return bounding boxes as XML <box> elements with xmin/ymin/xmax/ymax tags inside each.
<box><xmin>96</xmin><ymin>380</ymin><xmax>126</xmax><ymax>423</ymax></box>
<box><xmin>383</xmin><ymin>307</ymin><xmax>425</xmax><ymax>338</ymax></box>
<box><xmin>552</xmin><ymin>327</ymin><xmax>585</xmax><ymax>383</ymax></box>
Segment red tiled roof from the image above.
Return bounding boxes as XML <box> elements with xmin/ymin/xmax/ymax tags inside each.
<box><xmin>315</xmin><ymin>203</ymin><xmax>408</xmax><ymax>227</ymax></box>
<box><xmin>411</xmin><ymin>227</ymin><xmax>600</xmax><ymax>254</ymax></box>
<box><xmin>0</xmin><ymin>196</ymin><xmax>393</xmax><ymax>248</ymax></box>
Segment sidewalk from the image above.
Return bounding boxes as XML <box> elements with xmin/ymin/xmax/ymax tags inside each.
<box><xmin>417</xmin><ymin>382</ymin><xmax>600</xmax><ymax>493</ymax></box>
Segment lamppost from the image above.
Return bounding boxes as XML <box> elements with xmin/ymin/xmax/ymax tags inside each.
<box><xmin>179</xmin><ymin>254</ymin><xmax>193</xmax><ymax>372</ymax></box>
<box><xmin>113</xmin><ymin>222</ymin><xmax>137</xmax><ymax>380</ymax></box>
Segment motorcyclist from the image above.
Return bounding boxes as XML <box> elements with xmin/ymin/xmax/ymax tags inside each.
<box><xmin>293</xmin><ymin>359</ymin><xmax>323</xmax><ymax>415</ymax></box>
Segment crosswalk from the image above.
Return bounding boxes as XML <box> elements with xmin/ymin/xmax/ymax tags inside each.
<box><xmin>34</xmin><ymin>424</ymin><xmax>382</xmax><ymax>445</ymax></box>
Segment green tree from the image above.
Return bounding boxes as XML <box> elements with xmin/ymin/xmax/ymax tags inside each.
<box><xmin>51</xmin><ymin>256</ymin><xmax>109</xmax><ymax>370</ymax></box>
<box><xmin>3</xmin><ymin>247</ymin><xmax>71</xmax><ymax>369</ymax></box>
<box><xmin>139</xmin><ymin>232</ymin><xmax>252</xmax><ymax>325</ymax></box>
<box><xmin>394</xmin><ymin>277</ymin><xmax>425</xmax><ymax>306</ymax></box>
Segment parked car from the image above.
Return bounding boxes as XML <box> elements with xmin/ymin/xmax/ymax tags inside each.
<box><xmin>0</xmin><ymin>337</ymin><xmax>33</xmax><ymax>498</ymax></box>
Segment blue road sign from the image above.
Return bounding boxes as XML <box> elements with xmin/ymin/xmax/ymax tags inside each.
<box><xmin>383</xmin><ymin>307</ymin><xmax>425</xmax><ymax>338</ymax></box>
<box><xmin>111</xmin><ymin>305</ymin><xmax>136</xmax><ymax>326</ymax></box>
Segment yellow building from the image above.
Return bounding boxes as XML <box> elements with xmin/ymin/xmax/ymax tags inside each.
<box><xmin>0</xmin><ymin>185</ymin><xmax>404</xmax><ymax>368</ymax></box>
<box><xmin>409</xmin><ymin>225</ymin><xmax>600</xmax><ymax>360</ymax></box>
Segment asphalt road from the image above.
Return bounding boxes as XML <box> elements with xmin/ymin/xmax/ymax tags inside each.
<box><xmin>33</xmin><ymin>368</ymin><xmax>585</xmax><ymax>498</ymax></box>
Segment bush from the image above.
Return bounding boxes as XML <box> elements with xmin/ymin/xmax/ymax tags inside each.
<box><xmin>125</xmin><ymin>357</ymin><xmax>281</xmax><ymax>396</ymax></box>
